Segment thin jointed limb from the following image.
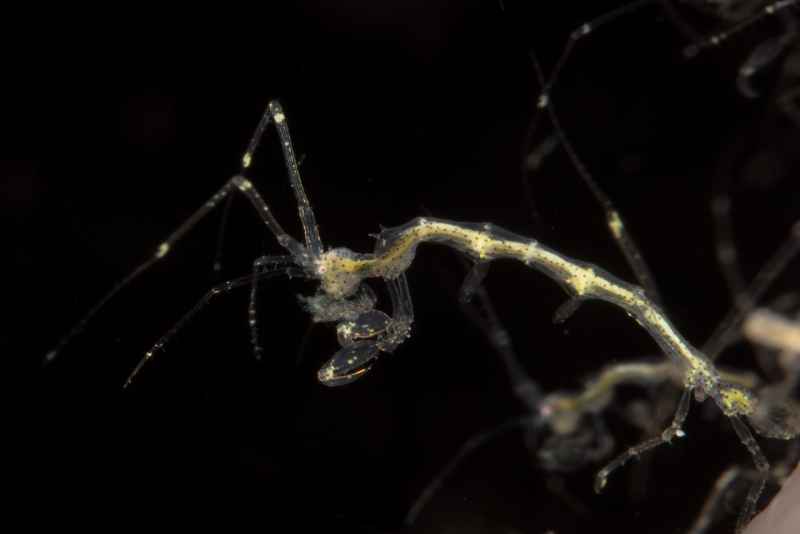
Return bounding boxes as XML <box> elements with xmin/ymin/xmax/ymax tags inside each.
<box><xmin>528</xmin><ymin>49</ymin><xmax>664</xmax><ymax>308</ymax></box>
<box><xmin>124</xmin><ymin>262</ymin><xmax>305</xmax><ymax>387</ymax></box>
<box><xmin>704</xmin><ymin>221</ymin><xmax>800</xmax><ymax>360</ymax></box>
<box><xmin>687</xmin><ymin>466</ymin><xmax>744</xmax><ymax>534</ymax></box>
<box><xmin>730</xmin><ymin>415</ymin><xmax>771</xmax><ymax>532</ymax></box>
<box><xmin>505</xmin><ymin>0</ymin><xmax>665</xmax><ymax>307</ymax></box>
<box><xmin>684</xmin><ymin>1</ymin><xmax>799</xmax><ymax>58</ymax></box>
<box><xmin>248</xmin><ymin>255</ymin><xmax>294</xmax><ymax>361</ymax></box>
<box><xmin>404</xmin><ymin>416</ymin><xmax>531</xmax><ymax>526</ymax></box>
<box><xmin>595</xmin><ymin>386</ymin><xmax>692</xmax><ymax>493</ymax></box>
<box><xmin>243</xmin><ymin>101</ymin><xmax>323</xmax><ymax>258</ymax></box>
<box><xmin>46</xmin><ymin>100</ymin><xmax>315</xmax><ymax>365</ymax></box>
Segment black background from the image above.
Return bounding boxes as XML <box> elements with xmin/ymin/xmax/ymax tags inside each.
<box><xmin>6</xmin><ymin>1</ymin><xmax>800</xmax><ymax>532</ymax></box>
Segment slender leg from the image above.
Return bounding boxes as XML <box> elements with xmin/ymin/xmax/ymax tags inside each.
<box><xmin>531</xmin><ymin>0</ymin><xmax>656</xmax><ymax>106</ymax></box>
<box><xmin>503</xmin><ymin>0</ymin><xmax>665</xmax><ymax>306</ymax></box>
<box><xmin>704</xmin><ymin>221</ymin><xmax>800</xmax><ymax>360</ymax></box>
<box><xmin>736</xmin><ymin>11</ymin><xmax>797</xmax><ymax>99</ymax></box>
<box><xmin>458</xmin><ymin>261</ymin><xmax>491</xmax><ymax>304</ymax></box>
<box><xmin>730</xmin><ymin>416</ymin><xmax>771</xmax><ymax>533</ymax></box>
<box><xmin>216</xmin><ymin>99</ymin><xmax>322</xmax><ymax>271</ymax></box>
<box><xmin>657</xmin><ymin>0</ymin><xmax>705</xmax><ymax>42</ymax></box>
<box><xmin>44</xmin><ymin>176</ymin><xmax>304</xmax><ymax>366</ymax></box>
<box><xmin>708</xmin><ymin>138</ymin><xmax>783</xmax><ymax>378</ymax></box>
<box><xmin>124</xmin><ymin>260</ymin><xmax>304</xmax><ymax>387</ymax></box>
<box><xmin>386</xmin><ymin>274</ymin><xmax>413</xmax><ymax>323</ymax></box>
<box><xmin>683</xmin><ymin>1</ymin><xmax>799</xmax><ymax>58</ymax></box>
<box><xmin>248</xmin><ymin>255</ymin><xmax>294</xmax><ymax>361</ymax></box>
<box><xmin>244</xmin><ymin>101</ymin><xmax>323</xmax><ymax>258</ymax></box>
<box><xmin>687</xmin><ymin>466</ymin><xmax>744</xmax><ymax>534</ymax></box>
<box><xmin>595</xmin><ymin>387</ymin><xmax>692</xmax><ymax>493</ymax></box>
<box><xmin>528</xmin><ymin>49</ymin><xmax>665</xmax><ymax>308</ymax></box>
<box><xmin>47</xmin><ymin>99</ymin><xmax>328</xmax><ymax>364</ymax></box>
<box><xmin>450</xmin><ymin>256</ymin><xmax>543</xmax><ymax>413</ymax></box>
<box><xmin>404</xmin><ymin>416</ymin><xmax>531</xmax><ymax>526</ymax></box>
<box><xmin>384</xmin><ymin>274</ymin><xmax>414</xmax><ymax>350</ymax></box>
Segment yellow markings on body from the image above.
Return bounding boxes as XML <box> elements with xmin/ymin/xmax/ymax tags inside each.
<box><xmin>318</xmin><ymin>365</ymin><xmax>335</xmax><ymax>384</ymax></box>
<box><xmin>338</xmin><ymin>323</ymin><xmax>353</xmax><ymax>339</ymax></box>
<box><xmin>547</xmin><ymin>362</ymin><xmax>678</xmax><ymax>434</ymax></box>
<box><xmin>472</xmin><ymin>233</ymin><xmax>491</xmax><ymax>260</ymax></box>
<box><xmin>242</xmin><ymin>152</ymin><xmax>253</xmax><ymax>169</ymax></box>
<box><xmin>719</xmin><ymin>385</ymin><xmax>757</xmax><ymax>417</ymax></box>
<box><xmin>567</xmin><ymin>268</ymin><xmax>595</xmax><ymax>297</ymax></box>
<box><xmin>608</xmin><ymin>211</ymin><xmax>623</xmax><ymax>240</ymax></box>
<box><xmin>316</xmin><ymin>218</ymin><xmax>724</xmax><ymax>391</ymax></box>
<box><xmin>155</xmin><ymin>243</ymin><xmax>170</xmax><ymax>259</ymax></box>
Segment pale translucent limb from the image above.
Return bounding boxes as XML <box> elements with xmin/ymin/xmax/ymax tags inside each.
<box><xmin>455</xmin><ymin>260</ymin><xmax>543</xmax><ymax>412</ymax></box>
<box><xmin>248</xmin><ymin>255</ymin><xmax>294</xmax><ymax>361</ymax></box>
<box><xmin>46</xmin><ymin>99</ymin><xmax>316</xmax><ymax>365</ymax></box>
<box><xmin>730</xmin><ymin>415</ymin><xmax>772</xmax><ymax>532</ymax></box>
<box><xmin>530</xmin><ymin>0</ymin><xmax>656</xmax><ymax>106</ymax></box>
<box><xmin>216</xmin><ymin>100</ymin><xmax>320</xmax><ymax>272</ymax></box>
<box><xmin>687</xmin><ymin>466</ymin><xmax>744</xmax><ymax>534</ymax></box>
<box><xmin>536</xmin><ymin>416</ymin><xmax>615</xmax><ymax>472</ymax></box>
<box><xmin>684</xmin><ymin>1</ymin><xmax>799</xmax><ymax>58</ymax></box>
<box><xmin>515</xmin><ymin>0</ymin><xmax>665</xmax><ymax>307</ymax></box>
<box><xmin>386</xmin><ymin>273</ymin><xmax>414</xmax><ymax>340</ymax></box>
<box><xmin>524</xmin><ymin>133</ymin><xmax>560</xmax><ymax>173</ymax></box>
<box><xmin>708</xmin><ymin>140</ymin><xmax>789</xmax><ymax>377</ymax></box>
<box><xmin>736</xmin><ymin>10</ymin><xmax>797</xmax><ymax>98</ymax></box>
<box><xmin>404</xmin><ymin>415</ymin><xmax>532</xmax><ymax>526</ymax></box>
<box><xmin>124</xmin><ymin>260</ymin><xmax>305</xmax><ymax>387</ymax></box>
<box><xmin>595</xmin><ymin>387</ymin><xmax>692</xmax><ymax>493</ymax></box>
<box><xmin>744</xmin><ymin>463</ymin><xmax>800</xmax><ymax>534</ymax></box>
<box><xmin>527</xmin><ymin>59</ymin><xmax>665</xmax><ymax>309</ymax></box>
<box><xmin>458</xmin><ymin>261</ymin><xmax>491</xmax><ymax>304</ymax></box>
<box><xmin>690</xmin><ymin>441</ymin><xmax>800</xmax><ymax>534</ymax></box>
<box><xmin>244</xmin><ymin>101</ymin><xmax>323</xmax><ymax>258</ymax></box>
<box><xmin>44</xmin><ymin>175</ymin><xmax>303</xmax><ymax>366</ymax></box>
<box><xmin>704</xmin><ymin>221</ymin><xmax>800</xmax><ymax>360</ymax></box>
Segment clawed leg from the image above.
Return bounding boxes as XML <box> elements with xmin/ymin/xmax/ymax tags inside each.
<box><xmin>595</xmin><ymin>387</ymin><xmax>692</xmax><ymax>493</ymax></box>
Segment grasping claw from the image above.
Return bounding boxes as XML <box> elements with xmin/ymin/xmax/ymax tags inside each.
<box><xmin>318</xmin><ymin>342</ymin><xmax>382</xmax><ymax>386</ymax></box>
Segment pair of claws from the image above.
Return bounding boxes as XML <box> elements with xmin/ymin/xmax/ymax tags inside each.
<box><xmin>310</xmin><ymin>276</ymin><xmax>413</xmax><ymax>387</ymax></box>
